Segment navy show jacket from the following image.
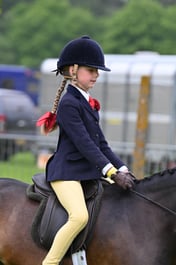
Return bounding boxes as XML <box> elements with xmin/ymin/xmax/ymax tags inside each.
<box><xmin>46</xmin><ymin>84</ymin><xmax>125</xmax><ymax>182</ymax></box>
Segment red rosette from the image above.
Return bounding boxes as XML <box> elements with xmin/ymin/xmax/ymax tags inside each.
<box><xmin>93</xmin><ymin>98</ymin><xmax>100</xmax><ymax>111</ymax></box>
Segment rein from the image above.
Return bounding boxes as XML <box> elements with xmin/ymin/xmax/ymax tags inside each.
<box><xmin>130</xmin><ymin>189</ymin><xmax>176</xmax><ymax>216</ymax></box>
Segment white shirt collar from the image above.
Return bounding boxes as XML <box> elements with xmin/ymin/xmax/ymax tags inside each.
<box><xmin>73</xmin><ymin>85</ymin><xmax>90</xmax><ymax>101</ymax></box>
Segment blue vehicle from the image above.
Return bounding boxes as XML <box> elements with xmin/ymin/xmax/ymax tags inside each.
<box><xmin>0</xmin><ymin>64</ymin><xmax>40</xmax><ymax>106</ymax></box>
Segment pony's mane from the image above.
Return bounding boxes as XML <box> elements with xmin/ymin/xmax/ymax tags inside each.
<box><xmin>135</xmin><ymin>167</ymin><xmax>176</xmax><ymax>192</ymax></box>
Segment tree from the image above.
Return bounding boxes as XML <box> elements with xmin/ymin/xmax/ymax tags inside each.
<box><xmin>1</xmin><ymin>0</ymin><xmax>176</xmax><ymax>68</ymax></box>
<box><xmin>0</xmin><ymin>0</ymin><xmax>101</xmax><ymax>68</ymax></box>
<box><xmin>69</xmin><ymin>0</ymin><xmax>127</xmax><ymax>16</ymax></box>
<box><xmin>157</xmin><ymin>0</ymin><xmax>176</xmax><ymax>5</ymax></box>
<box><xmin>102</xmin><ymin>0</ymin><xmax>164</xmax><ymax>53</ymax></box>
<box><xmin>157</xmin><ymin>5</ymin><xmax>176</xmax><ymax>53</ymax></box>
<box><xmin>102</xmin><ymin>0</ymin><xmax>176</xmax><ymax>54</ymax></box>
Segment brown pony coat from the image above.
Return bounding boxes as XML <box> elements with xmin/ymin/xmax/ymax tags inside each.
<box><xmin>0</xmin><ymin>169</ymin><xmax>176</xmax><ymax>265</ymax></box>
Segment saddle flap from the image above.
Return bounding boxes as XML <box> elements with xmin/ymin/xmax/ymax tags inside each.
<box><xmin>32</xmin><ymin>173</ymin><xmax>52</xmax><ymax>197</ymax></box>
<box><xmin>29</xmin><ymin>176</ymin><xmax>104</xmax><ymax>253</ymax></box>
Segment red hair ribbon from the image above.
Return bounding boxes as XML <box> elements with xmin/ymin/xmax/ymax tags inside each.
<box><xmin>36</xmin><ymin>111</ymin><xmax>57</xmax><ymax>135</ymax></box>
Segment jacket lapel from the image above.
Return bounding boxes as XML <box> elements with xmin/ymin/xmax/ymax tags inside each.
<box><xmin>67</xmin><ymin>85</ymin><xmax>99</xmax><ymax>120</ymax></box>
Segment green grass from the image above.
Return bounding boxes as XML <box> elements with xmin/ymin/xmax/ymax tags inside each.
<box><xmin>0</xmin><ymin>152</ymin><xmax>44</xmax><ymax>183</ymax></box>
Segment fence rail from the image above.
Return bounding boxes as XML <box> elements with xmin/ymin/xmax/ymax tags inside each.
<box><xmin>1</xmin><ymin>133</ymin><xmax>176</xmax><ymax>179</ymax></box>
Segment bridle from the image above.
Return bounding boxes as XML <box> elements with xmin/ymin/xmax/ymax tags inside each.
<box><xmin>130</xmin><ymin>189</ymin><xmax>176</xmax><ymax>216</ymax></box>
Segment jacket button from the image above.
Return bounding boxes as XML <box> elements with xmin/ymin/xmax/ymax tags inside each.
<box><xmin>96</xmin><ymin>134</ymin><xmax>99</xmax><ymax>137</ymax></box>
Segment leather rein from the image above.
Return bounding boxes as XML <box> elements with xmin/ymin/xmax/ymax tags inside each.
<box><xmin>130</xmin><ymin>189</ymin><xmax>176</xmax><ymax>216</ymax></box>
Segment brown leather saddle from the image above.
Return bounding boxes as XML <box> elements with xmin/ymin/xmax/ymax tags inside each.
<box><xmin>27</xmin><ymin>173</ymin><xmax>104</xmax><ymax>254</ymax></box>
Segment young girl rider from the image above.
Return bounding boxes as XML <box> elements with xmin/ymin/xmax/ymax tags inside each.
<box><xmin>37</xmin><ymin>36</ymin><xmax>135</xmax><ymax>265</ymax></box>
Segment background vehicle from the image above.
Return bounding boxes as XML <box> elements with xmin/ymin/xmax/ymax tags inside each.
<box><xmin>0</xmin><ymin>65</ymin><xmax>40</xmax><ymax>106</ymax></box>
<box><xmin>0</xmin><ymin>88</ymin><xmax>38</xmax><ymax>160</ymax></box>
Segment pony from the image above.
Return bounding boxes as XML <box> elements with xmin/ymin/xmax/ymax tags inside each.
<box><xmin>0</xmin><ymin>167</ymin><xmax>176</xmax><ymax>265</ymax></box>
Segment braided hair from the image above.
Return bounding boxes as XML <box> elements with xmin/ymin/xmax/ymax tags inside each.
<box><xmin>40</xmin><ymin>64</ymin><xmax>78</xmax><ymax>135</ymax></box>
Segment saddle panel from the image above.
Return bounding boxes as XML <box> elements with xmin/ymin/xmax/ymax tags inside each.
<box><xmin>39</xmin><ymin>194</ymin><xmax>68</xmax><ymax>248</ymax></box>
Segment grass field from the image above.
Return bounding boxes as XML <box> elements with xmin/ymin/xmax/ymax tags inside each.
<box><xmin>0</xmin><ymin>152</ymin><xmax>44</xmax><ymax>183</ymax></box>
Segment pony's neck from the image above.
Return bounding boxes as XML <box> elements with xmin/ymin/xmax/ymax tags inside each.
<box><xmin>137</xmin><ymin>168</ymin><xmax>176</xmax><ymax>194</ymax></box>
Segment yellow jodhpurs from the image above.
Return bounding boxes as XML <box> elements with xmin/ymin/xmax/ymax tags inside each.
<box><xmin>42</xmin><ymin>180</ymin><xmax>89</xmax><ymax>265</ymax></box>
